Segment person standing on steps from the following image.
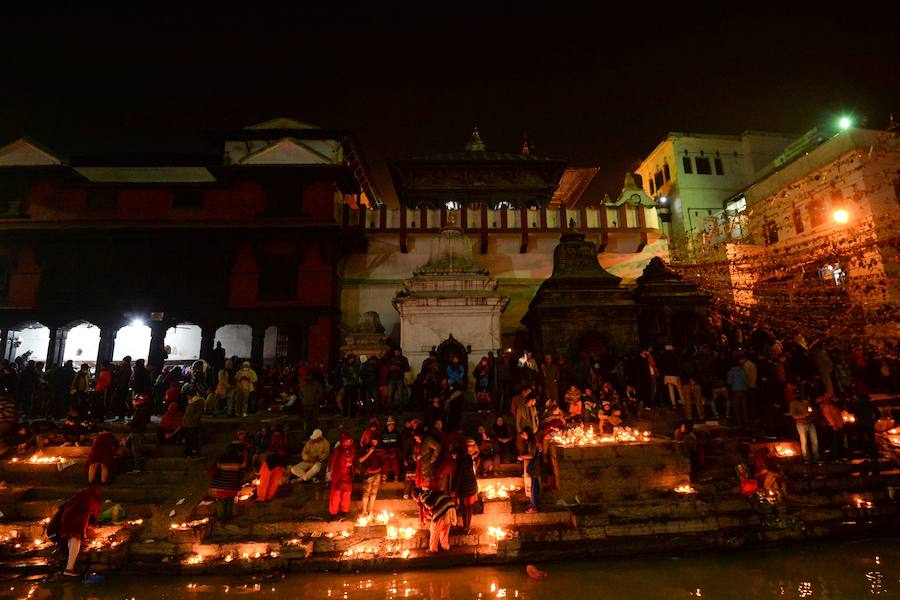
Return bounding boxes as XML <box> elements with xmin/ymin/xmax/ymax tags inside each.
<box><xmin>210</xmin><ymin>444</ymin><xmax>245</xmax><ymax>522</ymax></box>
<box><xmin>129</xmin><ymin>394</ymin><xmax>151</xmax><ymax>474</ymax></box>
<box><xmin>234</xmin><ymin>361</ymin><xmax>257</xmax><ymax>417</ymax></box>
<box><xmin>181</xmin><ymin>384</ymin><xmax>204</xmax><ymax>457</ymax></box>
<box><xmin>358</xmin><ymin>434</ymin><xmax>383</xmax><ymax>518</ymax></box>
<box><xmin>300</xmin><ymin>371</ymin><xmax>325</xmax><ymax>438</ymax></box>
<box><xmin>328</xmin><ymin>432</ymin><xmax>356</xmax><ymax>520</ymax></box>
<box><xmin>451</xmin><ymin>441</ymin><xmax>479</xmax><ymax>533</ymax></box>
<box><xmin>215</xmin><ymin>358</ymin><xmax>235</xmax><ymax>417</ymax></box>
<box><xmin>414</xmin><ymin>487</ymin><xmax>457</xmax><ymax>553</ymax></box>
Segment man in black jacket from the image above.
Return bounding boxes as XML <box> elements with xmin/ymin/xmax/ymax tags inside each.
<box><xmin>112</xmin><ymin>357</ymin><xmax>132</xmax><ymax>422</ymax></box>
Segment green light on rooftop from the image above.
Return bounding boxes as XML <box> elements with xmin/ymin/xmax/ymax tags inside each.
<box><xmin>838</xmin><ymin>116</ymin><xmax>852</xmax><ymax>130</ymax></box>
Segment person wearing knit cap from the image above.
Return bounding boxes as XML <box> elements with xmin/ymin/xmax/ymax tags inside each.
<box><xmin>291</xmin><ymin>429</ymin><xmax>330</xmax><ymax>482</ymax></box>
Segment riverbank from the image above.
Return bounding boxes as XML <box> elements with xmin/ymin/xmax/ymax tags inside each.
<box><xmin>2</xmin><ymin>401</ymin><xmax>900</xmax><ymax>580</ymax></box>
<box><xmin>9</xmin><ymin>536</ymin><xmax>900</xmax><ymax>599</ymax></box>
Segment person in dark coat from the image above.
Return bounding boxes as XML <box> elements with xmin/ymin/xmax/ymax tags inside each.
<box><xmin>129</xmin><ymin>394</ymin><xmax>151</xmax><ymax>473</ymax></box>
<box><xmin>131</xmin><ymin>359</ymin><xmax>152</xmax><ymax>397</ymax></box>
<box><xmin>452</xmin><ymin>441</ymin><xmax>479</xmax><ymax>533</ymax></box>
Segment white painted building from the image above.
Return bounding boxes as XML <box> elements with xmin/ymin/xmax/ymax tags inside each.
<box><xmin>637</xmin><ymin>131</ymin><xmax>797</xmax><ymax>256</ymax></box>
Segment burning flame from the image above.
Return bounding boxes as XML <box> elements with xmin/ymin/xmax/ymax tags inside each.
<box><xmin>480</xmin><ymin>482</ymin><xmax>519</xmax><ymax>500</ymax></box>
<box><xmin>10</xmin><ymin>454</ymin><xmax>67</xmax><ymax>464</ymax></box>
<box><xmin>674</xmin><ymin>484</ymin><xmax>696</xmax><ymax>494</ymax></box>
<box><xmin>169</xmin><ymin>517</ymin><xmax>210</xmax><ymax>530</ymax></box>
<box><xmin>842</xmin><ymin>411</ymin><xmax>856</xmax><ymax>424</ymax></box>
<box><xmin>487</xmin><ymin>526</ymin><xmax>506</xmax><ymax>541</ymax></box>
<box><xmin>550</xmin><ymin>425</ymin><xmax>651</xmax><ymax>447</ymax></box>
<box><xmin>774</xmin><ymin>444</ymin><xmax>797</xmax><ymax>457</ymax></box>
<box><xmin>386</xmin><ymin>526</ymin><xmax>416</xmax><ymax>540</ymax></box>
<box><xmin>183</xmin><ymin>554</ymin><xmax>205</xmax><ymax>565</ymax></box>
<box><xmin>853</xmin><ymin>496</ymin><xmax>874</xmax><ymax>509</ymax></box>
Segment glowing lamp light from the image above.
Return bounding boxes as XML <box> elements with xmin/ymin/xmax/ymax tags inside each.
<box><xmin>832</xmin><ymin>209</ymin><xmax>849</xmax><ymax>224</ymax></box>
<box><xmin>838</xmin><ymin>116</ymin><xmax>852</xmax><ymax>130</ymax></box>
<box><xmin>659</xmin><ymin>196</ymin><xmax>668</xmax><ymax>204</ymax></box>
<box><xmin>774</xmin><ymin>443</ymin><xmax>797</xmax><ymax>458</ymax></box>
<box><xmin>131</xmin><ymin>318</ymin><xmax>144</xmax><ymax>327</ymax></box>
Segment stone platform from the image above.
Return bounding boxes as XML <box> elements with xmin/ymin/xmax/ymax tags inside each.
<box><xmin>3</xmin><ymin>408</ymin><xmax>900</xmax><ymax>579</ymax></box>
<box><xmin>550</xmin><ymin>439</ymin><xmax>691</xmax><ymax>503</ymax></box>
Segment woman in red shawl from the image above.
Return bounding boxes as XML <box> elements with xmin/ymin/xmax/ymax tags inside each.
<box><xmin>59</xmin><ymin>485</ymin><xmax>101</xmax><ymax>576</ymax></box>
<box><xmin>157</xmin><ymin>402</ymin><xmax>183</xmax><ymax>445</ymax></box>
<box><xmin>84</xmin><ymin>431</ymin><xmax>120</xmax><ymax>484</ymax></box>
<box><xmin>328</xmin><ymin>432</ymin><xmax>356</xmax><ymax>519</ymax></box>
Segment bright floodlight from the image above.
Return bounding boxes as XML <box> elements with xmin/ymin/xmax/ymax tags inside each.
<box><xmin>131</xmin><ymin>318</ymin><xmax>144</xmax><ymax>327</ymax></box>
<box><xmin>832</xmin><ymin>209</ymin><xmax>849</xmax><ymax>224</ymax></box>
<box><xmin>838</xmin><ymin>116</ymin><xmax>852</xmax><ymax>130</ymax></box>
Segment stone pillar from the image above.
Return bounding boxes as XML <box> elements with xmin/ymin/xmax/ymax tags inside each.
<box><xmin>96</xmin><ymin>326</ymin><xmax>117</xmax><ymax>367</ymax></box>
<box><xmin>46</xmin><ymin>327</ymin><xmax>68</xmax><ymax>368</ymax></box>
<box><xmin>199</xmin><ymin>325</ymin><xmax>216</xmax><ymax>362</ymax></box>
<box><xmin>286</xmin><ymin>325</ymin><xmax>306</xmax><ymax>364</ymax></box>
<box><xmin>147</xmin><ymin>321</ymin><xmax>168</xmax><ymax>374</ymax></box>
<box><xmin>250</xmin><ymin>326</ymin><xmax>265</xmax><ymax>368</ymax></box>
<box><xmin>0</xmin><ymin>328</ymin><xmax>10</xmax><ymax>362</ymax></box>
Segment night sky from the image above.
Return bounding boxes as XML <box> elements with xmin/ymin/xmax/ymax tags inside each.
<box><xmin>2</xmin><ymin>5</ymin><xmax>897</xmax><ymax>203</ymax></box>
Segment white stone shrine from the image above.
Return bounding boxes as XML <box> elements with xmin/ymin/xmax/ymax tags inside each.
<box><xmin>392</xmin><ymin>216</ymin><xmax>509</xmax><ymax>376</ymax></box>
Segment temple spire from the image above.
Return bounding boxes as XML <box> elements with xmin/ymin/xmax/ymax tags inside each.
<box><xmin>466</xmin><ymin>126</ymin><xmax>486</xmax><ymax>151</ymax></box>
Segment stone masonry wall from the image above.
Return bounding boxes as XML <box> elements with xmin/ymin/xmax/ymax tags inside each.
<box><xmin>551</xmin><ymin>440</ymin><xmax>691</xmax><ymax>503</ymax></box>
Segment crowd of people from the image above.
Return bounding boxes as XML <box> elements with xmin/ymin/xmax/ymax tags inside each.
<box><xmin>5</xmin><ymin>316</ymin><xmax>899</xmax><ymax>563</ymax></box>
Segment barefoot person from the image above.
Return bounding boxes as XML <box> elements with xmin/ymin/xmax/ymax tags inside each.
<box><xmin>57</xmin><ymin>485</ymin><xmax>101</xmax><ymax>577</ymax></box>
<box><xmin>84</xmin><ymin>431</ymin><xmax>120</xmax><ymax>485</ymax></box>
<box><xmin>414</xmin><ymin>487</ymin><xmax>457</xmax><ymax>553</ymax></box>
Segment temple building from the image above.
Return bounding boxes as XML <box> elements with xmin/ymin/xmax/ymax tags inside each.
<box><xmin>341</xmin><ymin>129</ymin><xmax>668</xmax><ymax>361</ymax></box>
<box><xmin>1</xmin><ymin>123</ymin><xmax>672</xmax><ymax>370</ymax></box>
<box><xmin>0</xmin><ymin>118</ymin><xmax>378</xmax><ymax>369</ymax></box>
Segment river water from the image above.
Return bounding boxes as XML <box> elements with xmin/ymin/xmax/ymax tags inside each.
<box><xmin>9</xmin><ymin>538</ymin><xmax>899</xmax><ymax>599</ymax></box>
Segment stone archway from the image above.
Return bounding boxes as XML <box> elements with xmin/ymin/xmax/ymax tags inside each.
<box><xmin>63</xmin><ymin>321</ymin><xmax>101</xmax><ymax>366</ymax></box>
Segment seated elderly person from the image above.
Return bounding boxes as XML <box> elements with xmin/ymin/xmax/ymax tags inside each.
<box><xmin>290</xmin><ymin>429</ymin><xmax>331</xmax><ymax>482</ymax></box>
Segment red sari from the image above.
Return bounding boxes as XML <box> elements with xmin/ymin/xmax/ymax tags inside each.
<box><xmin>59</xmin><ymin>486</ymin><xmax>101</xmax><ymax>539</ymax></box>
<box><xmin>84</xmin><ymin>432</ymin><xmax>119</xmax><ymax>471</ymax></box>
<box><xmin>328</xmin><ymin>432</ymin><xmax>356</xmax><ymax>515</ymax></box>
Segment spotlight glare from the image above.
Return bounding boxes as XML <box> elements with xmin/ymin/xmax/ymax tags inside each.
<box><xmin>832</xmin><ymin>209</ymin><xmax>849</xmax><ymax>224</ymax></box>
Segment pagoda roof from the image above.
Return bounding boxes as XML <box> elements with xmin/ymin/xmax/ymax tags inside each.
<box><xmin>411</xmin><ymin>150</ymin><xmax>559</xmax><ymax>162</ymax></box>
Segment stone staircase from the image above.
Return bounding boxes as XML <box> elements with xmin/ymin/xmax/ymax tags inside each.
<box><xmin>3</xmin><ymin>404</ymin><xmax>900</xmax><ymax>577</ymax></box>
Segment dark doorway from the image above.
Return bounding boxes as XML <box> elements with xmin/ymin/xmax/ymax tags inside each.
<box><xmin>436</xmin><ymin>335</ymin><xmax>468</xmax><ymax>383</ymax></box>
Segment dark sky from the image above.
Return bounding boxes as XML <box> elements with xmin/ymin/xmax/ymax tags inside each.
<box><xmin>2</xmin><ymin>4</ymin><xmax>897</xmax><ymax>202</ymax></box>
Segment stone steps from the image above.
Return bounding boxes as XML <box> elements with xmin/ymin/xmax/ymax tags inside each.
<box><xmin>31</xmin><ymin>484</ymin><xmax>171</xmax><ymax>504</ymax></box>
<box><xmin>12</xmin><ymin>499</ymin><xmax>158</xmax><ymax>520</ymax></box>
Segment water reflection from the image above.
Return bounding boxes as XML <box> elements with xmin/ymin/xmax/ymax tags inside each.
<box><xmin>8</xmin><ymin>538</ymin><xmax>900</xmax><ymax>599</ymax></box>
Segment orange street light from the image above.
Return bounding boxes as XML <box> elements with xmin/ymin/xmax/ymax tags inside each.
<box><xmin>832</xmin><ymin>209</ymin><xmax>849</xmax><ymax>224</ymax></box>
